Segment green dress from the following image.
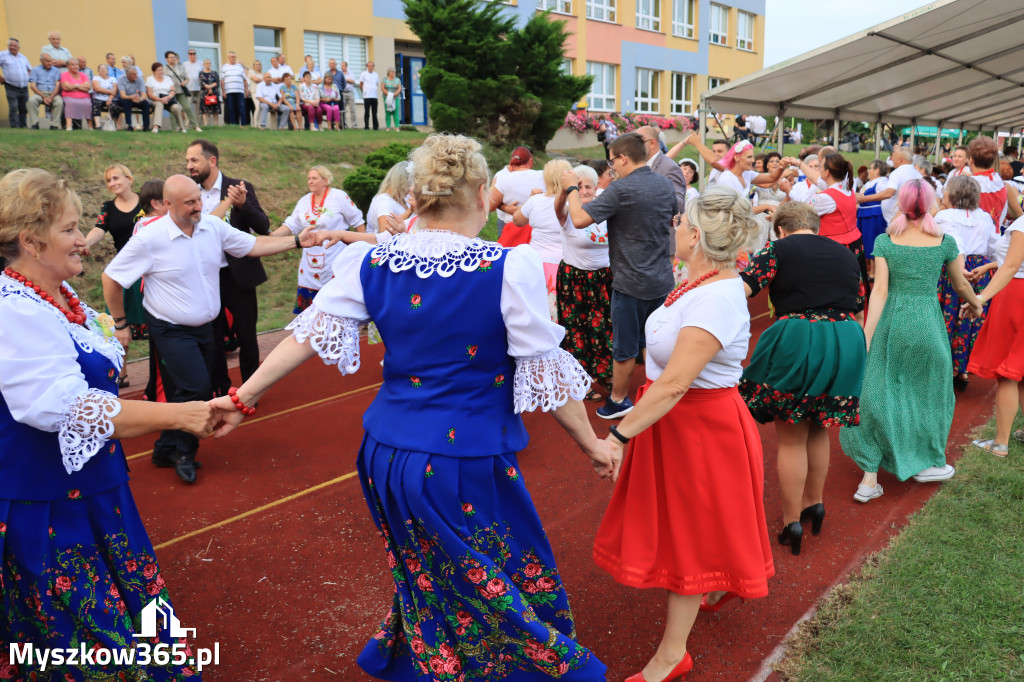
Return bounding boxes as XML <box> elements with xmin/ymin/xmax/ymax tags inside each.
<box><xmin>839</xmin><ymin>233</ymin><xmax>959</xmax><ymax>480</ymax></box>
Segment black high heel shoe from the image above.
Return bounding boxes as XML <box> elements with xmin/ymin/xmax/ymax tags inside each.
<box><xmin>800</xmin><ymin>503</ymin><xmax>825</xmax><ymax>536</ymax></box>
<box><xmin>778</xmin><ymin>521</ymin><xmax>803</xmax><ymax>556</ymax></box>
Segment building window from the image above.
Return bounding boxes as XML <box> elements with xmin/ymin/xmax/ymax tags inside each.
<box><xmin>737</xmin><ymin>11</ymin><xmax>755</xmax><ymax>51</ymax></box>
<box><xmin>586</xmin><ymin>61</ymin><xmax>616</xmax><ymax>111</ymax></box>
<box><xmin>188</xmin><ymin>20</ymin><xmax>221</xmax><ymax>69</ymax></box>
<box><xmin>635</xmin><ymin>67</ymin><xmax>660</xmax><ymax>114</ymax></box>
<box><xmin>708</xmin><ymin>76</ymin><xmax>728</xmax><ymax>90</ymax></box>
<box><xmin>304</xmin><ymin>31</ymin><xmax>368</xmax><ymax>102</ymax></box>
<box><xmin>709</xmin><ymin>4</ymin><xmax>728</xmax><ymax>45</ymax></box>
<box><xmin>586</xmin><ymin>0</ymin><xmax>617</xmax><ymax>23</ymax></box>
<box><xmin>253</xmin><ymin>26</ymin><xmax>281</xmax><ymax>69</ymax></box>
<box><xmin>636</xmin><ymin>0</ymin><xmax>661</xmax><ymax>32</ymax></box>
<box><xmin>561</xmin><ymin>58</ymin><xmax>573</xmax><ymax>75</ymax></box>
<box><xmin>538</xmin><ymin>0</ymin><xmax>573</xmax><ymax>14</ymax></box>
<box><xmin>670</xmin><ymin>72</ymin><xmax>692</xmax><ymax>115</ymax></box>
<box><xmin>672</xmin><ymin>0</ymin><xmax>695</xmax><ymax>39</ymax></box>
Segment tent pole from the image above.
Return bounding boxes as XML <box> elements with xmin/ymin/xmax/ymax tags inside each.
<box><xmin>909</xmin><ymin>119</ymin><xmax>916</xmax><ymax>153</ymax></box>
<box><xmin>874</xmin><ymin>119</ymin><xmax>882</xmax><ymax>160</ymax></box>
<box><xmin>934</xmin><ymin>122</ymin><xmax>942</xmax><ymax>165</ymax></box>
<box><xmin>957</xmin><ymin>124</ymin><xmax>963</xmax><ymax>146</ymax></box>
<box><xmin>833</xmin><ymin>111</ymin><xmax>840</xmax><ymax>147</ymax></box>
<box><xmin>777</xmin><ymin>105</ymin><xmax>786</xmax><ymax>156</ymax></box>
<box><xmin>698</xmin><ymin>96</ymin><xmax>708</xmax><ymax>190</ymax></box>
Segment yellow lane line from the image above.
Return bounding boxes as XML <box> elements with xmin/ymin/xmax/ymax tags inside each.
<box><xmin>152</xmin><ymin>471</ymin><xmax>360</xmax><ymax>550</ymax></box>
<box><xmin>751</xmin><ymin>311</ymin><xmax>771</xmax><ymax>321</ymax></box>
<box><xmin>126</xmin><ymin>381</ymin><xmax>383</xmax><ymax>461</ymax></box>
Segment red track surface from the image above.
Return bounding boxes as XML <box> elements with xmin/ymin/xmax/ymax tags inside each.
<box><xmin>119</xmin><ymin>295</ymin><xmax>994</xmax><ymax>681</ymax></box>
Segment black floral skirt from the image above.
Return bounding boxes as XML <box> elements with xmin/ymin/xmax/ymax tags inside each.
<box><xmin>555</xmin><ymin>263</ymin><xmax>613</xmax><ymax>382</ymax></box>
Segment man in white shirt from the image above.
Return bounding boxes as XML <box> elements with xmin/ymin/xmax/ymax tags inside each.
<box><xmin>0</xmin><ymin>38</ymin><xmax>32</xmax><ymax>128</ymax></box>
<box><xmin>219</xmin><ymin>51</ymin><xmax>248</xmax><ymax>126</ymax></box>
<box><xmin>359</xmin><ymin>60</ymin><xmax>380</xmax><ymax>130</ymax></box>
<box><xmin>788</xmin><ymin>154</ymin><xmax>827</xmax><ymax>203</ymax></box>
<box><xmin>40</xmin><ymin>30</ymin><xmax>70</xmax><ymax>71</ymax></box>
<box><xmin>102</xmin><ymin>174</ymin><xmax>319</xmax><ymax>483</ymax></box>
<box><xmin>254</xmin><ymin>71</ymin><xmax>286</xmax><ymax>129</ymax></box>
<box><xmin>339</xmin><ymin>60</ymin><xmax>357</xmax><ymax>129</ymax></box>
<box><xmin>267</xmin><ymin>55</ymin><xmax>289</xmax><ymax>84</ymax></box>
<box><xmin>183</xmin><ymin>48</ymin><xmax>203</xmax><ymax>115</ymax></box>
<box><xmin>858</xmin><ymin>146</ymin><xmax>921</xmax><ymax>222</ymax></box>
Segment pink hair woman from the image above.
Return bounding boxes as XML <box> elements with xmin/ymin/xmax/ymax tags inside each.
<box><xmin>839</xmin><ymin>180</ymin><xmax>983</xmax><ymax>502</ymax></box>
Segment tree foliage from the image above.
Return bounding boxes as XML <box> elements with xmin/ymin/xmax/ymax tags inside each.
<box><xmin>402</xmin><ymin>0</ymin><xmax>591</xmax><ymax>149</ymax></box>
<box><xmin>343</xmin><ymin>142</ymin><xmax>416</xmax><ymax>215</ymax></box>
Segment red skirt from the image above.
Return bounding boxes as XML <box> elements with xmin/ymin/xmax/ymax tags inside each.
<box><xmin>593</xmin><ymin>383</ymin><xmax>775</xmax><ymax>597</ymax></box>
<box><xmin>967</xmin><ymin>277</ymin><xmax>1024</xmax><ymax>381</ymax></box>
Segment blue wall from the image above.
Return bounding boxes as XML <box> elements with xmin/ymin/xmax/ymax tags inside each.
<box><xmin>151</xmin><ymin>0</ymin><xmax>190</xmax><ymax>63</ymax></box>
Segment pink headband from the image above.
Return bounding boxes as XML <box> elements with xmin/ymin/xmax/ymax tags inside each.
<box><xmin>720</xmin><ymin>140</ymin><xmax>753</xmax><ymax>170</ymax></box>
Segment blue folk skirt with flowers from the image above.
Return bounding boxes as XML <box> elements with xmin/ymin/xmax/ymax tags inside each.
<box><xmin>938</xmin><ymin>253</ymin><xmax>992</xmax><ymax>374</ymax></box>
<box><xmin>355</xmin><ymin>434</ymin><xmax>606</xmax><ymax>682</ymax></box>
<box><xmin>1</xmin><ymin>483</ymin><xmax>200</xmax><ymax>681</ymax></box>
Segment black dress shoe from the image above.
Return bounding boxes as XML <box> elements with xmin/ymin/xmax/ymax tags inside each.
<box><xmin>799</xmin><ymin>503</ymin><xmax>826</xmax><ymax>535</ymax></box>
<box><xmin>953</xmin><ymin>374</ymin><xmax>969</xmax><ymax>393</ymax></box>
<box><xmin>778</xmin><ymin>521</ymin><xmax>803</xmax><ymax>555</ymax></box>
<box><xmin>153</xmin><ymin>455</ymin><xmax>202</xmax><ymax>470</ymax></box>
<box><xmin>175</xmin><ymin>459</ymin><xmax>197</xmax><ymax>483</ymax></box>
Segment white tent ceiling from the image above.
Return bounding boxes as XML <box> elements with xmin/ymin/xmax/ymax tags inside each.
<box><xmin>703</xmin><ymin>0</ymin><xmax>1024</xmax><ymax>133</ymax></box>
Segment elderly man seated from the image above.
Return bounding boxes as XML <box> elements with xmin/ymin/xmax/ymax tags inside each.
<box><xmin>27</xmin><ymin>53</ymin><xmax>63</xmax><ymax>129</ymax></box>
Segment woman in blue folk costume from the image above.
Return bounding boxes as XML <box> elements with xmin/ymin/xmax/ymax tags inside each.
<box><xmin>0</xmin><ymin>169</ymin><xmax>215</xmax><ymax>680</ymax></box>
<box><xmin>210</xmin><ymin>133</ymin><xmax>619</xmax><ymax>681</ymax></box>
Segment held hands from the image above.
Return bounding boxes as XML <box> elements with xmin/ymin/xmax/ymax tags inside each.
<box><xmin>781</xmin><ymin>156</ymin><xmax>801</xmax><ymax>167</ymax></box>
<box><xmin>207</xmin><ymin>395</ymin><xmax>246</xmax><ymax>437</ymax></box>
<box><xmin>307</xmin><ymin>229</ymin><xmax>346</xmax><ymax>249</ymax></box>
<box><xmin>959</xmin><ymin>298</ymin><xmax>984</xmax><ymax>320</ymax></box>
<box><xmin>114</xmin><ymin>326</ymin><xmax>131</xmax><ymax>349</ymax></box>
<box><xmin>177</xmin><ymin>401</ymin><xmax>218</xmax><ymax>437</ymax></box>
<box><xmin>380</xmin><ymin>214</ymin><xmax>406</xmax><ymax>235</ymax></box>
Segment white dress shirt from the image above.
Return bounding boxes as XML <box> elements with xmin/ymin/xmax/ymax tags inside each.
<box><xmin>104</xmin><ymin>214</ymin><xmax>257</xmax><ymax>326</ymax></box>
<box><xmin>881</xmin><ymin>164</ymin><xmax>923</xmax><ymax>222</ymax></box>
<box><xmin>255</xmin><ymin>81</ymin><xmax>280</xmax><ymax>102</ymax></box>
<box><xmin>359</xmin><ymin>71</ymin><xmax>380</xmax><ymax>98</ymax></box>
<box><xmin>199</xmin><ymin>171</ymin><xmax>223</xmax><ymax>215</ymax></box>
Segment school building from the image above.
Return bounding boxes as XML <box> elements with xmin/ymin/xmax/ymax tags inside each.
<box><xmin>0</xmin><ymin>0</ymin><xmax>764</xmax><ymax>125</ymax></box>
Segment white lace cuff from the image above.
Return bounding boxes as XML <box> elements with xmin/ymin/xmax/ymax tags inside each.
<box><xmin>513</xmin><ymin>349</ymin><xmax>591</xmax><ymax>413</ymax></box>
<box><xmin>287</xmin><ymin>305</ymin><xmax>362</xmax><ymax>375</ymax></box>
<box><xmin>58</xmin><ymin>388</ymin><xmax>122</xmax><ymax>474</ymax></box>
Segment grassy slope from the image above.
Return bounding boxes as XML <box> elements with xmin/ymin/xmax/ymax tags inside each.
<box><xmin>778</xmin><ymin>418</ymin><xmax>1024</xmax><ymax>681</ymax></box>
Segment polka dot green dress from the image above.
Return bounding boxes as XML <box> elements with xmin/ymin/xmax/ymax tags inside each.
<box><xmin>839</xmin><ymin>233</ymin><xmax>960</xmax><ymax>480</ymax></box>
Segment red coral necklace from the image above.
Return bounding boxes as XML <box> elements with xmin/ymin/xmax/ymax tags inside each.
<box><xmin>663</xmin><ymin>268</ymin><xmax>720</xmax><ymax>307</ymax></box>
<box><xmin>3</xmin><ymin>267</ymin><xmax>87</xmax><ymax>325</ymax></box>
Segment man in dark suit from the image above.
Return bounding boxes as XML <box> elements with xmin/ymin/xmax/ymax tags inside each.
<box><xmin>186</xmin><ymin>139</ymin><xmax>270</xmax><ymax>395</ymax></box>
<box><xmin>637</xmin><ymin>125</ymin><xmax>689</xmax><ymax>213</ymax></box>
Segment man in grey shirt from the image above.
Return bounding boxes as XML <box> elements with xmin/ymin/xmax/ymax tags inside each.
<box><xmin>638</xmin><ymin>124</ymin><xmax>689</xmax><ymax>213</ymax></box>
<box><xmin>561</xmin><ymin>132</ymin><xmax>676</xmax><ymax>419</ymax></box>
<box><xmin>115</xmin><ymin>68</ymin><xmax>150</xmax><ymax>130</ymax></box>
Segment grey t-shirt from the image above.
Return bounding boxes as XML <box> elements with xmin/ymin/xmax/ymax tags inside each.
<box><xmin>582</xmin><ymin>166</ymin><xmax>675</xmax><ymax>299</ymax></box>
<box><xmin>117</xmin><ymin>74</ymin><xmax>145</xmax><ymax>99</ymax></box>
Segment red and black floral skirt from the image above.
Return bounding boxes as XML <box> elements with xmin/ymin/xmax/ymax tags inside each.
<box><xmin>556</xmin><ymin>263</ymin><xmax>613</xmax><ymax>383</ymax></box>
<box><xmin>938</xmin><ymin>253</ymin><xmax>992</xmax><ymax>374</ymax></box>
<box><xmin>594</xmin><ymin>383</ymin><xmax>775</xmax><ymax>598</ymax></box>
<box><xmin>355</xmin><ymin>434</ymin><xmax>606</xmax><ymax>681</ymax></box>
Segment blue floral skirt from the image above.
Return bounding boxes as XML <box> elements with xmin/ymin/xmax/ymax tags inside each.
<box><xmin>355</xmin><ymin>434</ymin><xmax>606</xmax><ymax>681</ymax></box>
<box><xmin>1</xmin><ymin>483</ymin><xmax>199</xmax><ymax>680</ymax></box>
<box><xmin>293</xmin><ymin>286</ymin><xmax>320</xmax><ymax>314</ymax></box>
<box><xmin>938</xmin><ymin>253</ymin><xmax>992</xmax><ymax>374</ymax></box>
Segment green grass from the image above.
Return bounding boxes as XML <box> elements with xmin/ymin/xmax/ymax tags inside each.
<box><xmin>777</xmin><ymin>417</ymin><xmax>1024</xmax><ymax>681</ymax></box>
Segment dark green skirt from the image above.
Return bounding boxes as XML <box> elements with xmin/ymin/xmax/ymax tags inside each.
<box><xmin>739</xmin><ymin>314</ymin><xmax>866</xmax><ymax>427</ymax></box>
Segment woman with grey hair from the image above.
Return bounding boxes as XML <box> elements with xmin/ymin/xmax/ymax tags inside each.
<box><xmin>935</xmin><ymin>174</ymin><xmax>994</xmax><ymax>391</ymax></box>
<box><xmin>365</xmin><ymin>160</ymin><xmax>413</xmax><ymax>234</ymax></box>
<box><xmin>556</xmin><ymin>164</ymin><xmax>612</xmax><ymax>400</ymax></box>
<box><xmin>594</xmin><ymin>185</ymin><xmax>774</xmax><ymax>682</ymax></box>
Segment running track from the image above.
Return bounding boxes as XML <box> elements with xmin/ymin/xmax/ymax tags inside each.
<box><xmin>118</xmin><ymin>294</ymin><xmax>994</xmax><ymax>681</ymax></box>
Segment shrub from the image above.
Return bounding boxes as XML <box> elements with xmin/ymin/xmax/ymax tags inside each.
<box><xmin>343</xmin><ymin>142</ymin><xmax>415</xmax><ymax>215</ymax></box>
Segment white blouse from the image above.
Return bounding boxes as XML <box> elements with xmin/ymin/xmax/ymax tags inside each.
<box><xmin>716</xmin><ymin>170</ymin><xmax>759</xmax><ymax>196</ymax></box>
<box><xmin>643</xmin><ymin>278</ymin><xmax>750</xmax><ymax>388</ymax></box>
<box><xmin>366</xmin><ymin>193</ymin><xmax>407</xmax><ymax>234</ymax></box>
<box><xmin>519</xmin><ymin>193</ymin><xmax>564</xmax><ymax>265</ymax></box>
<box><xmin>282</xmin><ymin>188</ymin><xmax>365</xmax><ymax>290</ymax></box>
<box><xmin>0</xmin><ymin>274</ymin><xmax>125</xmax><ymax>474</ymax></box>
<box><xmin>987</xmin><ymin>217</ymin><xmax>1024</xmax><ymax>279</ymax></box>
<box><xmin>287</xmin><ymin>230</ymin><xmax>589</xmax><ymax>412</ymax></box>
<box><xmin>935</xmin><ymin>208</ymin><xmax>994</xmax><ymax>256</ymax></box>
<box><xmin>561</xmin><ymin>215</ymin><xmax>610</xmax><ymax>271</ymax></box>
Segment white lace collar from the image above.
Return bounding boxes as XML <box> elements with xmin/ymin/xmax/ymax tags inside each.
<box><xmin>369</xmin><ymin>230</ymin><xmax>506</xmax><ymax>278</ymax></box>
<box><xmin>0</xmin><ymin>273</ymin><xmax>125</xmax><ymax>372</ymax></box>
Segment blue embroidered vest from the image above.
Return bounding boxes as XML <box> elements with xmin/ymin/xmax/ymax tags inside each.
<box><xmin>359</xmin><ymin>249</ymin><xmax>529</xmax><ymax>457</ymax></box>
<box><xmin>0</xmin><ymin>338</ymin><xmax>128</xmax><ymax>501</ymax></box>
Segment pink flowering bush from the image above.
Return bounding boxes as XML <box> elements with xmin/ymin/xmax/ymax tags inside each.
<box><xmin>562</xmin><ymin>111</ymin><xmax>693</xmax><ymax>136</ymax></box>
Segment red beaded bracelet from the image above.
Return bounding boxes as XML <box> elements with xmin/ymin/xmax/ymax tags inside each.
<box><xmin>227</xmin><ymin>387</ymin><xmax>257</xmax><ymax>416</ymax></box>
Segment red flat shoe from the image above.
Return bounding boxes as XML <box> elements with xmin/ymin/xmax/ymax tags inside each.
<box><xmin>624</xmin><ymin>651</ymin><xmax>694</xmax><ymax>682</ymax></box>
<box><xmin>699</xmin><ymin>591</ymin><xmax>744</xmax><ymax>613</ymax></box>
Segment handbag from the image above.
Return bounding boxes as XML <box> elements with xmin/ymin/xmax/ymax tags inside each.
<box><xmin>204</xmin><ymin>94</ymin><xmax>218</xmax><ymax>106</ymax></box>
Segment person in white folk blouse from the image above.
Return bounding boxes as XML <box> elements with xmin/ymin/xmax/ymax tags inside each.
<box><xmin>101</xmin><ymin>175</ymin><xmax>324</xmax><ymax>483</ymax></box>
<box><xmin>270</xmin><ymin>166</ymin><xmax>366</xmax><ymax>312</ymax></box>
<box><xmin>366</xmin><ymin>161</ymin><xmax>414</xmax><ymax>234</ymax></box>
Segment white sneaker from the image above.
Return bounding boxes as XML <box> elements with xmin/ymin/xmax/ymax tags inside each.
<box><xmin>853</xmin><ymin>483</ymin><xmax>884</xmax><ymax>503</ymax></box>
<box><xmin>912</xmin><ymin>464</ymin><xmax>955</xmax><ymax>482</ymax></box>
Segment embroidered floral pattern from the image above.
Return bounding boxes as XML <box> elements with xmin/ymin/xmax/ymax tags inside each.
<box><xmin>777</xmin><ymin>310</ymin><xmax>857</xmax><ymax>323</ymax></box>
<box><xmin>446</xmin><ymin>428</ymin><xmax>456</xmax><ymax>444</ymax></box>
<box><xmin>740</xmin><ymin>379</ymin><xmax>860</xmax><ymax>427</ymax></box>
<box><xmin>493</xmin><ymin>374</ymin><xmax>505</xmax><ymax>388</ymax></box>
<box><xmin>410</xmin><ymin>376</ymin><xmax>423</xmax><ymax>388</ymax></box>
<box><xmin>556</xmin><ymin>263</ymin><xmax>613</xmax><ymax>381</ymax></box>
<box><xmin>938</xmin><ymin>253</ymin><xmax>991</xmax><ymax>374</ymax></box>
<box><xmin>740</xmin><ymin>241</ymin><xmax>777</xmax><ymax>296</ymax></box>
<box><xmin>466</xmin><ymin>345</ymin><xmax>478</xmax><ymax>358</ymax></box>
<box><xmin>479</xmin><ymin>260</ymin><xmax>493</xmax><ymax>272</ymax></box>
<box><xmin>410</xmin><ymin>293</ymin><xmax>422</xmax><ymax>309</ymax></box>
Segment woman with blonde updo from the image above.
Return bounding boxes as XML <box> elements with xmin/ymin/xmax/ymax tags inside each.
<box><xmin>210</xmin><ymin>133</ymin><xmax>616</xmax><ymax>681</ymax></box>
<box><xmin>0</xmin><ymin>169</ymin><xmax>213</xmax><ymax>679</ymax></box>
<box><xmin>513</xmin><ymin>158</ymin><xmax>572</xmax><ymax>320</ymax></box>
<box><xmin>594</xmin><ymin>186</ymin><xmax>775</xmax><ymax>682</ymax></box>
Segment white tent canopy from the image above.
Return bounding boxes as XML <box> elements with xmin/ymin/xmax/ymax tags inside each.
<box><xmin>703</xmin><ymin>0</ymin><xmax>1024</xmax><ymax>133</ymax></box>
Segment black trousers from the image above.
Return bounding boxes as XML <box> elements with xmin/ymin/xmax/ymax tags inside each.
<box><xmin>5</xmin><ymin>85</ymin><xmax>27</xmax><ymax>128</ymax></box>
<box><xmin>364</xmin><ymin>97</ymin><xmax>378</xmax><ymax>129</ymax></box>
<box><xmin>146</xmin><ymin>312</ymin><xmax>215</xmax><ymax>462</ymax></box>
<box><xmin>212</xmin><ymin>268</ymin><xmax>260</xmax><ymax>394</ymax></box>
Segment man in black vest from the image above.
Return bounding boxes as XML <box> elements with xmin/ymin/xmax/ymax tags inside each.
<box><xmin>186</xmin><ymin>139</ymin><xmax>270</xmax><ymax>395</ymax></box>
